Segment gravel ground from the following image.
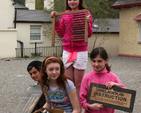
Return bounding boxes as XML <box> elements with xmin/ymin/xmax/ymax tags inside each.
<box><xmin>0</xmin><ymin>56</ymin><xmax>141</xmax><ymax>113</ymax></box>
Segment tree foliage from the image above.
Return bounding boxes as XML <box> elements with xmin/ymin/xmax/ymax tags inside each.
<box><xmin>35</xmin><ymin>0</ymin><xmax>44</xmax><ymax>10</ymax></box>
<box><xmin>84</xmin><ymin>0</ymin><xmax>119</xmax><ymax>20</ymax></box>
<box><xmin>14</xmin><ymin>0</ymin><xmax>118</xmax><ymax>19</ymax></box>
<box><xmin>52</xmin><ymin>0</ymin><xmax>118</xmax><ymax>19</ymax></box>
<box><xmin>54</xmin><ymin>0</ymin><xmax>65</xmax><ymax>12</ymax></box>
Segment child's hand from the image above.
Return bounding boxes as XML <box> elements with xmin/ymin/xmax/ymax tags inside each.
<box><xmin>86</xmin><ymin>15</ymin><xmax>91</xmax><ymax>23</ymax></box>
<box><xmin>106</xmin><ymin>82</ymin><xmax>122</xmax><ymax>89</ymax></box>
<box><xmin>50</xmin><ymin>11</ymin><xmax>59</xmax><ymax>22</ymax></box>
<box><xmin>87</xmin><ymin>103</ymin><xmax>103</xmax><ymax>110</ymax></box>
<box><xmin>50</xmin><ymin>11</ymin><xmax>57</xmax><ymax>18</ymax></box>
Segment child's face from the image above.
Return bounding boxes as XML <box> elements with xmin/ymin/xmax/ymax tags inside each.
<box><xmin>91</xmin><ymin>55</ymin><xmax>108</xmax><ymax>72</ymax></box>
<box><xmin>45</xmin><ymin>63</ymin><xmax>60</xmax><ymax>81</ymax></box>
<box><xmin>28</xmin><ymin>67</ymin><xmax>41</xmax><ymax>81</ymax></box>
<box><xmin>68</xmin><ymin>0</ymin><xmax>79</xmax><ymax>10</ymax></box>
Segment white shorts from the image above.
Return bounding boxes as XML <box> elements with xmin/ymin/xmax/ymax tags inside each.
<box><xmin>62</xmin><ymin>50</ymin><xmax>88</xmax><ymax>70</ymax></box>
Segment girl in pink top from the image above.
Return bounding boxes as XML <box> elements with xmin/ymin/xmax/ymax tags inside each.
<box><xmin>51</xmin><ymin>0</ymin><xmax>93</xmax><ymax>106</ymax></box>
<box><xmin>80</xmin><ymin>47</ymin><xmax>126</xmax><ymax>113</ymax></box>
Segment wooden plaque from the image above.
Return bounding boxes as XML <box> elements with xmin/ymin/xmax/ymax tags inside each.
<box><xmin>34</xmin><ymin>107</ymin><xmax>65</xmax><ymax>113</ymax></box>
<box><xmin>52</xmin><ymin>9</ymin><xmax>88</xmax><ymax>46</ymax></box>
<box><xmin>87</xmin><ymin>83</ymin><xmax>136</xmax><ymax>112</ymax></box>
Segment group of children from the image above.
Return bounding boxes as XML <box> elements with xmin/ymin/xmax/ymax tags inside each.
<box><xmin>27</xmin><ymin>47</ymin><xmax>125</xmax><ymax>113</ymax></box>
<box><xmin>26</xmin><ymin>0</ymin><xmax>125</xmax><ymax>113</ymax></box>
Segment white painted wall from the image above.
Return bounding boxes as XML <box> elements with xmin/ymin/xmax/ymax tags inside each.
<box><xmin>0</xmin><ymin>29</ymin><xmax>17</xmax><ymax>58</ymax></box>
<box><xmin>0</xmin><ymin>0</ymin><xmax>14</xmax><ymax>29</ymax></box>
<box><xmin>25</xmin><ymin>0</ymin><xmax>35</xmax><ymax>10</ymax></box>
<box><xmin>0</xmin><ymin>0</ymin><xmax>17</xmax><ymax>58</ymax></box>
<box><xmin>16</xmin><ymin>23</ymin><xmax>52</xmax><ymax>48</ymax></box>
<box><xmin>16</xmin><ymin>23</ymin><xmax>63</xmax><ymax>57</ymax></box>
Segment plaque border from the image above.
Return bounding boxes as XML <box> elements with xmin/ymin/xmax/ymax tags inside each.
<box><xmin>87</xmin><ymin>83</ymin><xmax>136</xmax><ymax>112</ymax></box>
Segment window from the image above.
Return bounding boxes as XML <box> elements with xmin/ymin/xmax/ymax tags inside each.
<box><xmin>30</xmin><ymin>25</ymin><xmax>42</xmax><ymax>43</ymax></box>
<box><xmin>139</xmin><ymin>22</ymin><xmax>141</xmax><ymax>43</ymax></box>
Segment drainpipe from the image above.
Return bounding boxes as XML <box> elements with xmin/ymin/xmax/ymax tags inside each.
<box><xmin>12</xmin><ymin>1</ymin><xmax>17</xmax><ymax>28</ymax></box>
<box><xmin>17</xmin><ymin>40</ymin><xmax>24</xmax><ymax>58</ymax></box>
<box><xmin>35</xmin><ymin>42</ymin><xmax>37</xmax><ymax>57</ymax></box>
<box><xmin>14</xmin><ymin>9</ymin><xmax>17</xmax><ymax>28</ymax></box>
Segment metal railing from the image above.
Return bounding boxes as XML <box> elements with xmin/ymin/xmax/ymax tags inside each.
<box><xmin>15</xmin><ymin>46</ymin><xmax>63</xmax><ymax>58</ymax></box>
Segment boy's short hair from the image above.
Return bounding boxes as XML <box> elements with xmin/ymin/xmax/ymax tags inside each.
<box><xmin>27</xmin><ymin>60</ymin><xmax>42</xmax><ymax>72</ymax></box>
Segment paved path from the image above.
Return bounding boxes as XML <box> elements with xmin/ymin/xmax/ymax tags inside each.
<box><xmin>0</xmin><ymin>56</ymin><xmax>141</xmax><ymax>113</ymax></box>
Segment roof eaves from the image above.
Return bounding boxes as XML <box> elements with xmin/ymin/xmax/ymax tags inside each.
<box><xmin>14</xmin><ymin>3</ymin><xmax>28</xmax><ymax>9</ymax></box>
<box><xmin>15</xmin><ymin>21</ymin><xmax>52</xmax><ymax>23</ymax></box>
<box><xmin>93</xmin><ymin>32</ymin><xmax>119</xmax><ymax>34</ymax></box>
<box><xmin>111</xmin><ymin>2</ymin><xmax>141</xmax><ymax>9</ymax></box>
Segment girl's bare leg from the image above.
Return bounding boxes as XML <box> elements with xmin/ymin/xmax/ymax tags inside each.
<box><xmin>74</xmin><ymin>69</ymin><xmax>84</xmax><ymax>99</ymax></box>
<box><xmin>74</xmin><ymin>69</ymin><xmax>85</xmax><ymax>113</ymax></box>
<box><xmin>65</xmin><ymin>65</ymin><xmax>84</xmax><ymax>113</ymax></box>
<box><xmin>65</xmin><ymin>64</ymin><xmax>74</xmax><ymax>82</ymax></box>
<box><xmin>65</xmin><ymin>65</ymin><xmax>84</xmax><ymax>98</ymax></box>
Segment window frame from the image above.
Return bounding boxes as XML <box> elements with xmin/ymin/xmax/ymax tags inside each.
<box><xmin>139</xmin><ymin>22</ymin><xmax>141</xmax><ymax>44</ymax></box>
<box><xmin>30</xmin><ymin>25</ymin><xmax>42</xmax><ymax>43</ymax></box>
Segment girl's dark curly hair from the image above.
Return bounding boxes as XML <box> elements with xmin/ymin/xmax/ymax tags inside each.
<box><xmin>40</xmin><ymin>55</ymin><xmax>68</xmax><ymax>93</ymax></box>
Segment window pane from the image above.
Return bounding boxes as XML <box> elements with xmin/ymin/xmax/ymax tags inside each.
<box><xmin>30</xmin><ymin>28</ymin><xmax>40</xmax><ymax>33</ymax></box>
<box><xmin>30</xmin><ymin>25</ymin><xmax>41</xmax><ymax>41</ymax></box>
